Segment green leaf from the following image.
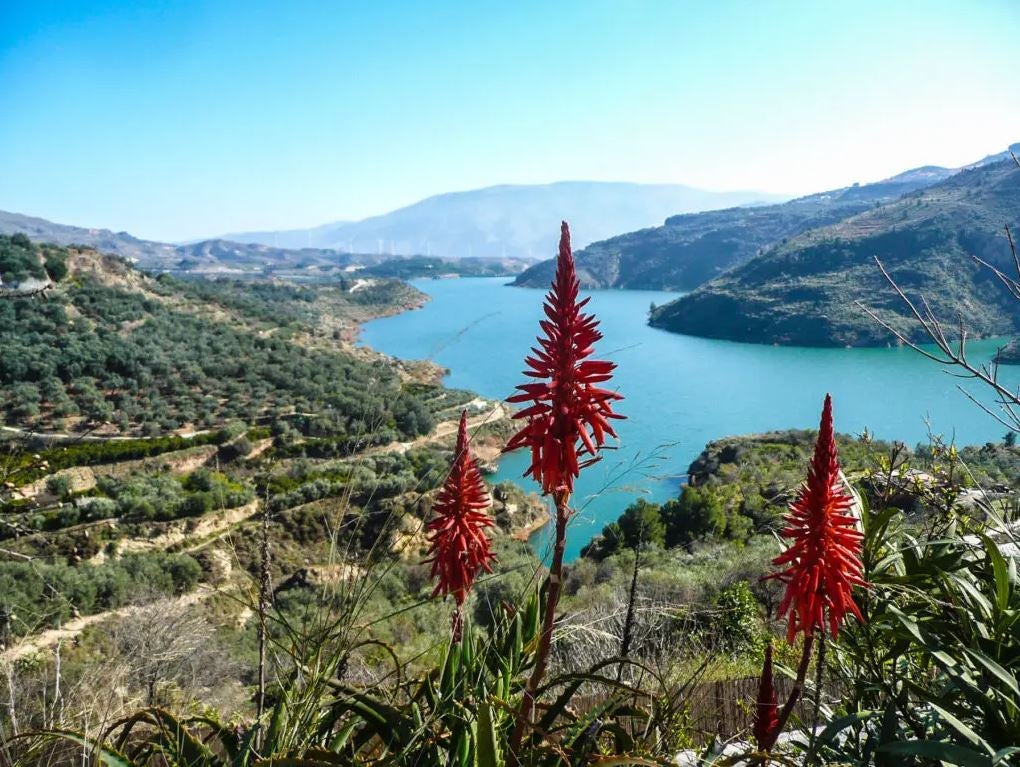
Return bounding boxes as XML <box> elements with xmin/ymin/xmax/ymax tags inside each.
<box><xmin>264</xmin><ymin>686</ymin><xmax>289</xmax><ymax>754</ymax></box>
<box><xmin>877</xmin><ymin>740</ymin><xmax>993</xmax><ymax>767</ymax></box>
<box><xmin>329</xmin><ymin>685</ymin><xmax>418</xmax><ymax>753</ymax></box>
<box><xmin>107</xmin><ymin>708</ymin><xmax>217</xmax><ymax>767</ymax></box>
<box><xmin>963</xmin><ymin>648</ymin><xmax>1020</xmax><ymax>697</ymax></box>
<box><xmin>475</xmin><ymin>700</ymin><xmax>501</xmax><ymax>767</ymax></box>
<box><xmin>230</xmin><ymin>725</ymin><xmax>261</xmax><ymax>767</ymax></box>
<box><xmin>929</xmin><ymin>702</ymin><xmax>994</xmax><ymax>755</ymax></box>
<box><xmin>994</xmin><ymin>747</ymin><xmax>1020</xmax><ymax>765</ymax></box>
<box><xmin>599</xmin><ymin>721</ymin><xmax>636</xmax><ymax>755</ymax></box>
<box><xmin>328</xmin><ymin>722</ymin><xmax>357</xmax><ymax>753</ymax></box>
<box><xmin>932</xmin><ymin>650</ymin><xmax>959</xmax><ymax>669</ymax></box>
<box><xmin>948</xmin><ymin>573</ymin><xmax>995</xmax><ymax>618</ymax></box>
<box><xmin>887</xmin><ymin>604</ymin><xmax>926</xmax><ymax>644</ymax></box>
<box><xmin>979</xmin><ymin>533</ymin><xmax>1011</xmax><ymax>613</ymax></box>
<box><xmin>814</xmin><ymin>709</ymin><xmax>875</xmax><ymax>746</ymax></box>
<box><xmin>536</xmin><ymin>664</ymin><xmax>645</xmax><ymax>735</ymax></box>
<box><xmin>152</xmin><ymin>709</ymin><xmax>220</xmax><ymax>767</ymax></box>
<box><xmin>876</xmin><ymin>701</ymin><xmax>900</xmax><ymax>767</ymax></box>
<box><xmin>185</xmin><ymin>716</ymin><xmax>239</xmax><ymax>760</ymax></box>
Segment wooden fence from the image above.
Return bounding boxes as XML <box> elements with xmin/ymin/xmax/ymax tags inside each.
<box><xmin>573</xmin><ymin>674</ymin><xmax>817</xmax><ymax>745</ymax></box>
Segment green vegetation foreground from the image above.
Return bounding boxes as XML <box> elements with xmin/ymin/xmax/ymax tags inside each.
<box><xmin>5</xmin><ymin>221</ymin><xmax>1020</xmax><ymax>766</ymax></box>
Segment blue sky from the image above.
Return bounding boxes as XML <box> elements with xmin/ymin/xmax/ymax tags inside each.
<box><xmin>1</xmin><ymin>0</ymin><xmax>1018</xmax><ymax>242</ymax></box>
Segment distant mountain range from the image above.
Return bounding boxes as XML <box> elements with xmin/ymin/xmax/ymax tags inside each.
<box><xmin>0</xmin><ymin>210</ymin><xmax>179</xmax><ymax>265</ymax></box>
<box><xmin>1</xmin><ymin>181</ymin><xmax>780</xmax><ymax>274</ymax></box>
<box><xmin>222</xmin><ymin>182</ymin><xmax>784</xmax><ymax>259</ymax></box>
<box><xmin>651</xmin><ymin>153</ymin><xmax>1020</xmax><ymax>347</ymax></box>
<box><xmin>6</xmin><ymin>142</ymin><xmax>1016</xmax><ymax>351</ymax></box>
<box><xmin>0</xmin><ymin>209</ymin><xmax>540</xmax><ymax>282</ymax></box>
<box><xmin>512</xmin><ymin>174</ymin><xmax>943</xmax><ymax>291</ymax></box>
<box><xmin>0</xmin><ymin>209</ymin><xmax>370</xmax><ymax>274</ymax></box>
<box><xmin>513</xmin><ymin>146</ymin><xmax>1018</xmax><ymax>292</ymax></box>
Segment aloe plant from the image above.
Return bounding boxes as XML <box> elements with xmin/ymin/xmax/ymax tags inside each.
<box><xmin>815</xmin><ymin>493</ymin><xmax>1020</xmax><ymax>767</ymax></box>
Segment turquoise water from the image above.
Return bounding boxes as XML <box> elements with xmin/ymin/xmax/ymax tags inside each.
<box><xmin>361</xmin><ymin>277</ymin><xmax>1019</xmax><ymax>561</ymax></box>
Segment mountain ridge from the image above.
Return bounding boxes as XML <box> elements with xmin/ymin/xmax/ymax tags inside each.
<box><xmin>649</xmin><ymin>158</ymin><xmax>1020</xmax><ymax>347</ymax></box>
<box><xmin>221</xmin><ymin>181</ymin><xmax>784</xmax><ymax>259</ymax></box>
<box><xmin>512</xmin><ymin>165</ymin><xmax>946</xmax><ymax>291</ymax></box>
<box><xmin>0</xmin><ymin>210</ymin><xmax>383</xmax><ymax>274</ymax></box>
<box><xmin>512</xmin><ymin>144</ymin><xmax>1020</xmax><ymax>292</ymax></box>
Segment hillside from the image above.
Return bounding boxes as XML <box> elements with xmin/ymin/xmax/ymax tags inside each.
<box><xmin>0</xmin><ymin>238</ymin><xmax>546</xmax><ymax>707</ymax></box>
<box><xmin>511</xmin><ymin>166</ymin><xmax>955</xmax><ymax>290</ymax></box>
<box><xmin>582</xmin><ymin>428</ymin><xmax>1020</xmax><ymax>561</ymax></box>
<box><xmin>0</xmin><ymin>210</ymin><xmax>178</xmax><ymax>265</ymax></box>
<box><xmin>223</xmin><ymin>181</ymin><xmax>782</xmax><ymax>259</ymax></box>
<box><xmin>0</xmin><ymin>210</ymin><xmax>369</xmax><ymax>275</ymax></box>
<box><xmin>0</xmin><ymin>236</ymin><xmax>438</xmax><ymax>437</ymax></box>
<box><xmin>650</xmin><ymin>158</ymin><xmax>1020</xmax><ymax>347</ymax></box>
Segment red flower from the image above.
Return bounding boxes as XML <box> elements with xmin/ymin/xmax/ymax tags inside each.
<box><xmin>504</xmin><ymin>221</ymin><xmax>623</xmax><ymax>497</ymax></box>
<box><xmin>753</xmin><ymin>643</ymin><xmax>780</xmax><ymax>751</ymax></box>
<box><xmin>426</xmin><ymin>412</ymin><xmax>495</xmax><ymax>618</ymax></box>
<box><xmin>769</xmin><ymin>394</ymin><xmax>866</xmax><ymax>642</ymax></box>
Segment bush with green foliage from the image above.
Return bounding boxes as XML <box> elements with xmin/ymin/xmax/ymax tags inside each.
<box><xmin>0</xmin><ymin>257</ymin><xmax>435</xmax><ymax>440</ymax></box>
<box><xmin>0</xmin><ymin>552</ymin><xmax>203</xmax><ymax>637</ymax></box>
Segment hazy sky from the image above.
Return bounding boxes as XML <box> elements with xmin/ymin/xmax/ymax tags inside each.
<box><xmin>1</xmin><ymin>0</ymin><xmax>1018</xmax><ymax>242</ymax></box>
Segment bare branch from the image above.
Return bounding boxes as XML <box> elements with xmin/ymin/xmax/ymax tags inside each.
<box><xmin>971</xmin><ymin>252</ymin><xmax>1020</xmax><ymax>301</ymax></box>
<box><xmin>0</xmin><ymin>547</ymin><xmax>33</xmax><ymax>562</ymax></box>
<box><xmin>957</xmin><ymin>385</ymin><xmax>1020</xmax><ymax>432</ymax></box>
<box><xmin>1007</xmin><ymin>224</ymin><xmax>1019</xmax><ymax>278</ymax></box>
<box><xmin>865</xmin><ymin>226</ymin><xmax>1020</xmax><ymax>434</ymax></box>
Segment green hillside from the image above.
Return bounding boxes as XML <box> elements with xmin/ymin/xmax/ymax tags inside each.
<box><xmin>0</xmin><ymin>238</ymin><xmax>434</xmax><ymax>437</ymax></box>
<box><xmin>512</xmin><ymin>169</ymin><xmax>951</xmax><ymax>291</ymax></box>
<box><xmin>0</xmin><ymin>239</ymin><xmax>543</xmax><ymax>692</ymax></box>
<box><xmin>650</xmin><ymin>159</ymin><xmax>1020</xmax><ymax>346</ymax></box>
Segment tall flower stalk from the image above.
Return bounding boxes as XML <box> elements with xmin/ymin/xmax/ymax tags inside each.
<box><xmin>753</xmin><ymin>643</ymin><xmax>779</xmax><ymax>752</ymax></box>
<box><xmin>771</xmin><ymin>394</ymin><xmax>866</xmax><ymax>642</ymax></box>
<box><xmin>425</xmin><ymin>411</ymin><xmax>494</xmax><ymax>641</ymax></box>
<box><xmin>505</xmin><ymin>221</ymin><xmax>623</xmax><ymax>760</ymax></box>
<box><xmin>759</xmin><ymin>394</ymin><xmax>866</xmax><ymax>753</ymax></box>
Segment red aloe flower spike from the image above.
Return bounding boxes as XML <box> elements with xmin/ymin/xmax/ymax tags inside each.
<box><xmin>768</xmin><ymin>394</ymin><xmax>867</xmax><ymax>643</ymax></box>
<box><xmin>507</xmin><ymin>222</ymin><xmax>624</xmax><ymax>763</ymax></box>
<box><xmin>753</xmin><ymin>643</ymin><xmax>780</xmax><ymax>751</ymax></box>
<box><xmin>424</xmin><ymin>411</ymin><xmax>495</xmax><ymax>639</ymax></box>
<box><xmin>504</xmin><ymin>221</ymin><xmax>624</xmax><ymax>496</ymax></box>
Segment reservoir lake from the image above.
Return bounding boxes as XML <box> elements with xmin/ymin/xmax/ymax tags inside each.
<box><xmin>361</xmin><ymin>277</ymin><xmax>1019</xmax><ymax>561</ymax></box>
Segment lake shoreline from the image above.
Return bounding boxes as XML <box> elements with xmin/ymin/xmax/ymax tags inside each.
<box><xmin>360</xmin><ymin>276</ymin><xmax>1019</xmax><ymax>560</ymax></box>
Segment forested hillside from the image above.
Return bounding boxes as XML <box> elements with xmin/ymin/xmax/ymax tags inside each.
<box><xmin>511</xmin><ymin>166</ymin><xmax>953</xmax><ymax>291</ymax></box>
<box><xmin>0</xmin><ymin>238</ymin><xmax>548</xmax><ymax>736</ymax></box>
<box><xmin>583</xmin><ymin>428</ymin><xmax>1020</xmax><ymax>562</ymax></box>
<box><xmin>651</xmin><ymin>158</ymin><xmax>1020</xmax><ymax>346</ymax></box>
<box><xmin>0</xmin><ymin>238</ymin><xmax>433</xmax><ymax>437</ymax></box>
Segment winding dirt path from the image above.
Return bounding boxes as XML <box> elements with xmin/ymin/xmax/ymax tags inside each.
<box><xmin>110</xmin><ymin>500</ymin><xmax>259</xmax><ymax>558</ymax></box>
<box><xmin>367</xmin><ymin>400</ymin><xmax>508</xmax><ymax>457</ymax></box>
<box><xmin>1</xmin><ymin>585</ymin><xmax>221</xmax><ymax>663</ymax></box>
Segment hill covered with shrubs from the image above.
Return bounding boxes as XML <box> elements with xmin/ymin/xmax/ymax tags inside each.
<box><xmin>651</xmin><ymin>159</ymin><xmax>1020</xmax><ymax>346</ymax></box>
<box><xmin>0</xmin><ymin>237</ymin><xmax>432</xmax><ymax>438</ymax></box>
